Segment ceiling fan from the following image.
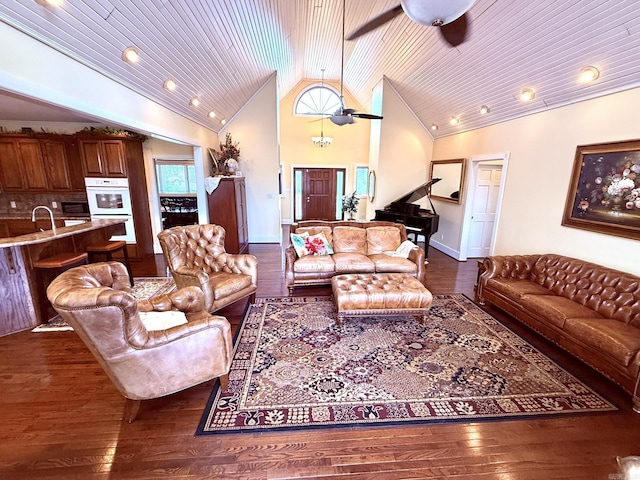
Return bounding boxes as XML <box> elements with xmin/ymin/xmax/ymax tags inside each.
<box><xmin>330</xmin><ymin>0</ymin><xmax>383</xmax><ymax>127</ymax></box>
<box><xmin>347</xmin><ymin>0</ymin><xmax>476</xmax><ymax>47</ymax></box>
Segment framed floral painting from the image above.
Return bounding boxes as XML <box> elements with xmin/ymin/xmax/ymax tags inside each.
<box><xmin>562</xmin><ymin>139</ymin><xmax>640</xmax><ymax>240</ymax></box>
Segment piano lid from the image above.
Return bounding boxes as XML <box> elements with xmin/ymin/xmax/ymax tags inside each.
<box><xmin>387</xmin><ymin>178</ymin><xmax>442</xmax><ymax>206</ymax></box>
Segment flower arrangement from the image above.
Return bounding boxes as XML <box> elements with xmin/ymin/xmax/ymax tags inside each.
<box><xmin>219</xmin><ymin>133</ymin><xmax>240</xmax><ymax>161</ymax></box>
<box><xmin>602</xmin><ymin>164</ymin><xmax>640</xmax><ymax>209</ymax></box>
<box><xmin>342</xmin><ymin>191</ymin><xmax>359</xmax><ymax>215</ymax></box>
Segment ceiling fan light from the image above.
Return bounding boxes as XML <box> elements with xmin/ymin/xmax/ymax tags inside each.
<box><xmin>579</xmin><ymin>66</ymin><xmax>600</xmax><ymax>83</ymax></box>
<box><xmin>450</xmin><ymin>116</ymin><xmax>460</xmax><ymax>126</ymax></box>
<box><xmin>480</xmin><ymin>105</ymin><xmax>490</xmax><ymax>114</ymax></box>
<box><xmin>122</xmin><ymin>47</ymin><xmax>139</xmax><ymax>64</ymax></box>
<box><xmin>401</xmin><ymin>0</ymin><xmax>476</xmax><ymax>26</ymax></box>
<box><xmin>520</xmin><ymin>88</ymin><xmax>535</xmax><ymax>102</ymax></box>
<box><xmin>163</xmin><ymin>79</ymin><xmax>177</xmax><ymax>92</ymax></box>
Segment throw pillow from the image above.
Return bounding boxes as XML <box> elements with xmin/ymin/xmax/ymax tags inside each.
<box><xmin>303</xmin><ymin>232</ymin><xmax>334</xmax><ymax>256</ymax></box>
<box><xmin>290</xmin><ymin>232</ymin><xmax>310</xmax><ymax>258</ymax></box>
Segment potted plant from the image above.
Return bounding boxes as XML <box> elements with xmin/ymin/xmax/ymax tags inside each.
<box><xmin>342</xmin><ymin>192</ymin><xmax>359</xmax><ymax>220</ymax></box>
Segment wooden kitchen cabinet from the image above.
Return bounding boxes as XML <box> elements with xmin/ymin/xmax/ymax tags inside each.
<box><xmin>79</xmin><ymin>139</ymin><xmax>127</xmax><ymax>177</ymax></box>
<box><xmin>0</xmin><ymin>138</ymin><xmax>48</xmax><ymax>192</ymax></box>
<box><xmin>207</xmin><ymin>177</ymin><xmax>248</xmax><ymax>254</ymax></box>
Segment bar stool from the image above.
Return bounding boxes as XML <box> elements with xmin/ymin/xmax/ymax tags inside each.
<box><xmin>33</xmin><ymin>252</ymin><xmax>89</xmax><ymax>322</ymax></box>
<box><xmin>86</xmin><ymin>240</ymin><xmax>134</xmax><ymax>286</ymax></box>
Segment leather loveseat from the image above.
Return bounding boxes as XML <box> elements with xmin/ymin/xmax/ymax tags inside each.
<box><xmin>476</xmin><ymin>254</ymin><xmax>640</xmax><ymax>412</ymax></box>
<box><xmin>285</xmin><ymin>220</ymin><xmax>426</xmax><ymax>293</ymax></box>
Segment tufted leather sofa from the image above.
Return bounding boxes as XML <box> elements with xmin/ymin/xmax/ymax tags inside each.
<box><xmin>285</xmin><ymin>220</ymin><xmax>426</xmax><ymax>293</ymax></box>
<box><xmin>46</xmin><ymin>261</ymin><xmax>233</xmax><ymax>422</ymax></box>
<box><xmin>158</xmin><ymin>224</ymin><xmax>257</xmax><ymax>313</ymax></box>
<box><xmin>476</xmin><ymin>254</ymin><xmax>640</xmax><ymax>412</ymax></box>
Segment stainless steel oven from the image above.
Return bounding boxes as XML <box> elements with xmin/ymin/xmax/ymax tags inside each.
<box><xmin>85</xmin><ymin>177</ymin><xmax>136</xmax><ymax>243</ymax></box>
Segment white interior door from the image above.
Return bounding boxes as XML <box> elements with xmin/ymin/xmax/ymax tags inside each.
<box><xmin>466</xmin><ymin>163</ymin><xmax>503</xmax><ymax>258</ymax></box>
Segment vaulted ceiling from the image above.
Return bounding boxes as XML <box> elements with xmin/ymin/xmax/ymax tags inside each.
<box><xmin>1</xmin><ymin>0</ymin><xmax>640</xmax><ymax>138</ymax></box>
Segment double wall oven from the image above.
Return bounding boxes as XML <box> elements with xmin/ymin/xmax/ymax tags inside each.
<box><xmin>84</xmin><ymin>177</ymin><xmax>136</xmax><ymax>243</ymax></box>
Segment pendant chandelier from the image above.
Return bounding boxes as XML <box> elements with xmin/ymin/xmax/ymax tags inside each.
<box><xmin>312</xmin><ymin>69</ymin><xmax>332</xmax><ymax>148</ymax></box>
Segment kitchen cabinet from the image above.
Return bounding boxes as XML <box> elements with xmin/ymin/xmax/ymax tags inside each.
<box><xmin>0</xmin><ymin>135</ymin><xmax>84</xmax><ymax>192</ymax></box>
<box><xmin>0</xmin><ymin>138</ymin><xmax>48</xmax><ymax>192</ymax></box>
<box><xmin>207</xmin><ymin>177</ymin><xmax>248</xmax><ymax>254</ymax></box>
<box><xmin>79</xmin><ymin>139</ymin><xmax>127</xmax><ymax>177</ymax></box>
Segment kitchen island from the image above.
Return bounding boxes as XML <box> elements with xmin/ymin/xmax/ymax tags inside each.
<box><xmin>0</xmin><ymin>219</ymin><xmax>125</xmax><ymax>336</ymax></box>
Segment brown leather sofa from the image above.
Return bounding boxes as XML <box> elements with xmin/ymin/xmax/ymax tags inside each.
<box><xmin>476</xmin><ymin>254</ymin><xmax>640</xmax><ymax>412</ymax></box>
<box><xmin>158</xmin><ymin>224</ymin><xmax>258</xmax><ymax>313</ymax></box>
<box><xmin>47</xmin><ymin>261</ymin><xmax>233</xmax><ymax>422</ymax></box>
<box><xmin>285</xmin><ymin>220</ymin><xmax>426</xmax><ymax>293</ymax></box>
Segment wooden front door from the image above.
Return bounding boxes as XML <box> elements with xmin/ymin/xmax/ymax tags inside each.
<box><xmin>294</xmin><ymin>168</ymin><xmax>345</xmax><ymax>221</ymax></box>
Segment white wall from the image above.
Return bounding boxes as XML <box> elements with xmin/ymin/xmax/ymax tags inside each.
<box><xmin>433</xmin><ymin>87</ymin><xmax>640</xmax><ymax>276</ymax></box>
<box><xmin>220</xmin><ymin>74</ymin><xmax>281</xmax><ymax>244</ymax></box>
<box><xmin>375</xmin><ymin>78</ymin><xmax>434</xmax><ymax>214</ymax></box>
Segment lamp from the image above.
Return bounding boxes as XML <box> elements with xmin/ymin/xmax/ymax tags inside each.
<box><xmin>312</xmin><ymin>69</ymin><xmax>333</xmax><ymax>148</ymax></box>
<box><xmin>401</xmin><ymin>0</ymin><xmax>476</xmax><ymax>26</ymax></box>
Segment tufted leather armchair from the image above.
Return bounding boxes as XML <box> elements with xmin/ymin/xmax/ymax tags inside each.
<box><xmin>158</xmin><ymin>224</ymin><xmax>258</xmax><ymax>313</ymax></box>
<box><xmin>46</xmin><ymin>261</ymin><xmax>233</xmax><ymax>422</ymax></box>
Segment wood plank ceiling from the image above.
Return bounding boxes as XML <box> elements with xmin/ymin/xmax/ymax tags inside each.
<box><xmin>1</xmin><ymin>0</ymin><xmax>640</xmax><ymax>138</ymax></box>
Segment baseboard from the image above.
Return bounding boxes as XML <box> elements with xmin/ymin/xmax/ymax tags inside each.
<box><xmin>429</xmin><ymin>240</ymin><xmax>463</xmax><ymax>260</ymax></box>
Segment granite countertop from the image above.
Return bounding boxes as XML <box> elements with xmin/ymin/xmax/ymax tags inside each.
<box><xmin>0</xmin><ymin>219</ymin><xmax>125</xmax><ymax>248</ymax></box>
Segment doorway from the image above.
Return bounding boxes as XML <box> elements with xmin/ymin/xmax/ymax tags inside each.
<box><xmin>459</xmin><ymin>154</ymin><xmax>509</xmax><ymax>260</ymax></box>
<box><xmin>293</xmin><ymin>167</ymin><xmax>346</xmax><ymax>221</ymax></box>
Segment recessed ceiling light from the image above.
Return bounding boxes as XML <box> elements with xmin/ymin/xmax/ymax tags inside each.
<box><xmin>449</xmin><ymin>116</ymin><xmax>460</xmax><ymax>126</ymax></box>
<box><xmin>430</xmin><ymin>124</ymin><xmax>438</xmax><ymax>131</ymax></box>
<box><xmin>208</xmin><ymin>111</ymin><xmax>216</xmax><ymax>118</ymax></box>
<box><xmin>122</xmin><ymin>47</ymin><xmax>140</xmax><ymax>64</ymax></box>
<box><xmin>579</xmin><ymin>66</ymin><xmax>600</xmax><ymax>83</ymax></box>
<box><xmin>520</xmin><ymin>88</ymin><xmax>535</xmax><ymax>102</ymax></box>
<box><xmin>221</xmin><ymin>119</ymin><xmax>226</xmax><ymax>125</ymax></box>
<box><xmin>480</xmin><ymin>105</ymin><xmax>490</xmax><ymax>114</ymax></box>
<box><xmin>35</xmin><ymin>0</ymin><xmax>64</xmax><ymax>6</ymax></box>
<box><xmin>190</xmin><ymin>97</ymin><xmax>200</xmax><ymax>107</ymax></box>
<box><xmin>163</xmin><ymin>79</ymin><xmax>177</xmax><ymax>92</ymax></box>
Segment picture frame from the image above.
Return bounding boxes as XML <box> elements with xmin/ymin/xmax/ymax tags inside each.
<box><xmin>562</xmin><ymin>139</ymin><xmax>640</xmax><ymax>240</ymax></box>
<box><xmin>368</xmin><ymin>170</ymin><xmax>376</xmax><ymax>201</ymax></box>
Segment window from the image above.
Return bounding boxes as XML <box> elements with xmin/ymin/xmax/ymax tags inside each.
<box><xmin>295</xmin><ymin>86</ymin><xmax>342</xmax><ymax>115</ymax></box>
<box><xmin>355</xmin><ymin>166</ymin><xmax>369</xmax><ymax>196</ymax></box>
<box><xmin>155</xmin><ymin>160</ymin><xmax>197</xmax><ymax>195</ymax></box>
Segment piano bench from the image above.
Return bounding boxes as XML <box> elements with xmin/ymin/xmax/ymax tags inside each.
<box><xmin>331</xmin><ymin>273</ymin><xmax>433</xmax><ymax>325</ymax></box>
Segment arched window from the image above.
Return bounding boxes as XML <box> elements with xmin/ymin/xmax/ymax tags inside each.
<box><xmin>294</xmin><ymin>86</ymin><xmax>341</xmax><ymax>116</ymax></box>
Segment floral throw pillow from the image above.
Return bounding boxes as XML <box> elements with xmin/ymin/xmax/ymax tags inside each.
<box><xmin>304</xmin><ymin>232</ymin><xmax>334</xmax><ymax>256</ymax></box>
<box><xmin>290</xmin><ymin>232</ymin><xmax>333</xmax><ymax>257</ymax></box>
<box><xmin>290</xmin><ymin>232</ymin><xmax>310</xmax><ymax>258</ymax></box>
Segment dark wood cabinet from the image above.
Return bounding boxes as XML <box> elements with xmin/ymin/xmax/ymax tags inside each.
<box><xmin>207</xmin><ymin>177</ymin><xmax>248</xmax><ymax>254</ymax></box>
<box><xmin>0</xmin><ymin>135</ymin><xmax>85</xmax><ymax>192</ymax></box>
<box><xmin>0</xmin><ymin>138</ymin><xmax>48</xmax><ymax>192</ymax></box>
<box><xmin>78</xmin><ymin>139</ymin><xmax>127</xmax><ymax>177</ymax></box>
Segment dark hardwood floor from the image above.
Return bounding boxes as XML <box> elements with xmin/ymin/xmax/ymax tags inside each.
<box><xmin>1</xmin><ymin>239</ymin><xmax>638</xmax><ymax>479</ymax></box>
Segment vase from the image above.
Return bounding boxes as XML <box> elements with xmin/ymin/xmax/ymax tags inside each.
<box><xmin>226</xmin><ymin>158</ymin><xmax>238</xmax><ymax>176</ymax></box>
<box><xmin>610</xmin><ymin>195</ymin><xmax>624</xmax><ymax>211</ymax></box>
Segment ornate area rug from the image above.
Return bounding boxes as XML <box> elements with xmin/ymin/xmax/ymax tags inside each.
<box><xmin>196</xmin><ymin>295</ymin><xmax>616</xmax><ymax>435</ymax></box>
<box><xmin>31</xmin><ymin>277</ymin><xmax>176</xmax><ymax>332</ymax></box>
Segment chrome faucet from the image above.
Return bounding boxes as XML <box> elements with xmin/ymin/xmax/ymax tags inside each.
<box><xmin>31</xmin><ymin>205</ymin><xmax>57</xmax><ymax>235</ymax></box>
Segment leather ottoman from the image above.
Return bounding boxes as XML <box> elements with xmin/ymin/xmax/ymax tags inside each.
<box><xmin>331</xmin><ymin>273</ymin><xmax>433</xmax><ymax>324</ymax></box>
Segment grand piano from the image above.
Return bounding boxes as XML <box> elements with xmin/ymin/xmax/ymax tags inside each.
<box><xmin>374</xmin><ymin>178</ymin><xmax>441</xmax><ymax>255</ymax></box>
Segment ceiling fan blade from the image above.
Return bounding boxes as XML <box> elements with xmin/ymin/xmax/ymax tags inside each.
<box><xmin>346</xmin><ymin>5</ymin><xmax>404</xmax><ymax>41</ymax></box>
<box><xmin>352</xmin><ymin>113</ymin><xmax>383</xmax><ymax>120</ymax></box>
<box><xmin>439</xmin><ymin>13</ymin><xmax>469</xmax><ymax>47</ymax></box>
